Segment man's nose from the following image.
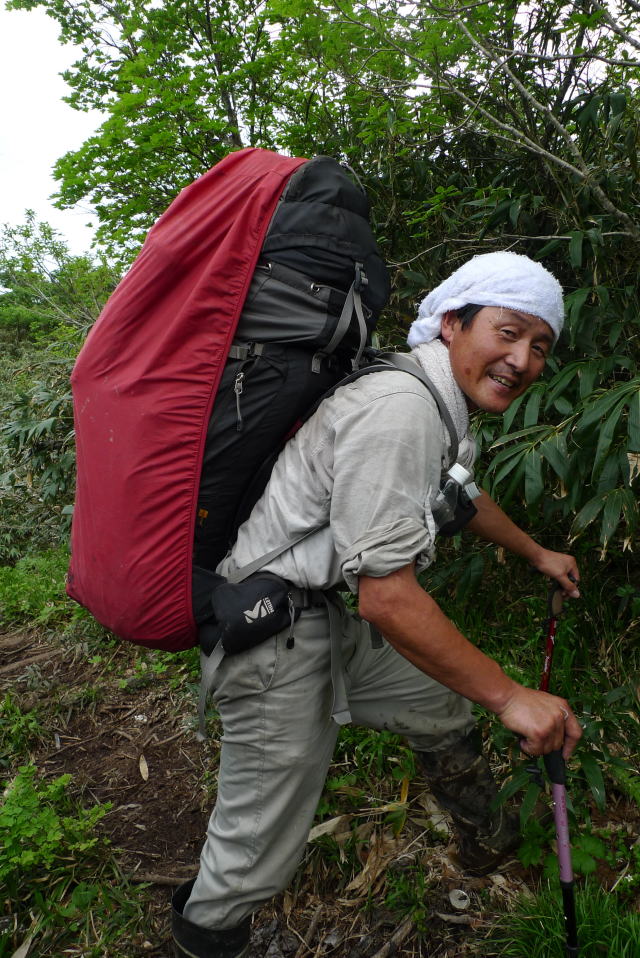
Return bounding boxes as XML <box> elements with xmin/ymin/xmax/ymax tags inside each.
<box><xmin>506</xmin><ymin>340</ymin><xmax>530</xmax><ymax>371</ymax></box>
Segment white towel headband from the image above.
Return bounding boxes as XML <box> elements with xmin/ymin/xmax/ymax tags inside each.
<box><xmin>407</xmin><ymin>251</ymin><xmax>564</xmax><ymax>347</ymax></box>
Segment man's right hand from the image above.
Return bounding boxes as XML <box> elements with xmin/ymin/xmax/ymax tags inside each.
<box><xmin>496</xmin><ymin>686</ymin><xmax>582</xmax><ymax>760</ymax></box>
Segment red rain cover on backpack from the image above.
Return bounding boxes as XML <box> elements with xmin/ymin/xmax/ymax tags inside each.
<box><xmin>67</xmin><ymin>148</ymin><xmax>307</xmax><ymax>651</ymax></box>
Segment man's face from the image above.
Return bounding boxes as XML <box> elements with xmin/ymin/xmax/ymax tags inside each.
<box><xmin>441</xmin><ymin>306</ymin><xmax>553</xmax><ymax>413</ymax></box>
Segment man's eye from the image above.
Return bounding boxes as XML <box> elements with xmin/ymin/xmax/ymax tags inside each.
<box><xmin>500</xmin><ymin>328</ymin><xmax>517</xmax><ymax>338</ymax></box>
<box><xmin>532</xmin><ymin>345</ymin><xmax>548</xmax><ymax>359</ymax></box>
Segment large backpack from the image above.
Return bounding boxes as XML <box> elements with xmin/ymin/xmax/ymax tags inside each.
<box><xmin>66</xmin><ymin>148</ymin><xmax>390</xmax><ymax>651</ymax></box>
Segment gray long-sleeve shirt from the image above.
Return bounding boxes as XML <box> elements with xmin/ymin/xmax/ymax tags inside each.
<box><xmin>219</xmin><ymin>362</ymin><xmax>458</xmax><ymax>593</ymax></box>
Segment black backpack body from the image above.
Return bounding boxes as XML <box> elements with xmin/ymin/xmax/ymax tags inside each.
<box><xmin>192</xmin><ymin>155</ymin><xmax>390</xmax><ymax>578</ymax></box>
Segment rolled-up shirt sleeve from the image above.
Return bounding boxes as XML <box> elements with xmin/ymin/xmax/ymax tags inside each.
<box><xmin>325</xmin><ymin>386</ymin><xmax>446</xmax><ymax>592</ymax></box>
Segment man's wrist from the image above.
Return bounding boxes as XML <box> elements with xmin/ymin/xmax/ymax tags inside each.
<box><xmin>477</xmin><ymin>670</ymin><xmax>520</xmax><ymax>714</ymax></box>
<box><xmin>520</xmin><ymin>539</ymin><xmax>545</xmax><ymax>568</ymax></box>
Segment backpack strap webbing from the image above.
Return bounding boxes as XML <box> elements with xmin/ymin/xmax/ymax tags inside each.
<box><xmin>376</xmin><ymin>352</ymin><xmax>460</xmax><ymax>463</ymax></box>
<box><xmin>311</xmin><ymin>261</ymin><xmax>369</xmax><ymax>374</ymax></box>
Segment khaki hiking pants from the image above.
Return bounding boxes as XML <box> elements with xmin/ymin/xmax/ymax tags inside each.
<box><xmin>184</xmin><ymin>601</ymin><xmax>474</xmax><ymax>929</ymax></box>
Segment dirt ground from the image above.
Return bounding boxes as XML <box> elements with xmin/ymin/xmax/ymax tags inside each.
<box><xmin>3</xmin><ymin>627</ymin><xmax>637</xmax><ymax>957</ymax></box>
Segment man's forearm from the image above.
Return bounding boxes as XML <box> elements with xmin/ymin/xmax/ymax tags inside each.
<box><xmin>357</xmin><ymin>564</ymin><xmax>582</xmax><ymax>757</ymax></box>
<box><xmin>466</xmin><ymin>490</ymin><xmax>542</xmax><ymax>563</ymax></box>
<box><xmin>465</xmin><ymin>491</ymin><xmax>580</xmax><ymax>596</ymax></box>
<box><xmin>358</xmin><ymin>564</ymin><xmax>518</xmax><ymax>713</ymax></box>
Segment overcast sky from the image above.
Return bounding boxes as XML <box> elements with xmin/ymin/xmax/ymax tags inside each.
<box><xmin>0</xmin><ymin>4</ymin><xmax>104</xmax><ymax>254</ymax></box>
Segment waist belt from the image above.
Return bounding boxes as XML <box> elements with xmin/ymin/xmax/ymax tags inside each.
<box><xmin>287</xmin><ymin>586</ymin><xmax>326</xmax><ymax>609</ymax></box>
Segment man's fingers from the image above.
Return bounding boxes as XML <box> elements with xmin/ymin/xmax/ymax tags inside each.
<box><xmin>512</xmin><ymin>695</ymin><xmax>582</xmax><ymax>758</ymax></box>
<box><xmin>520</xmin><ymin>723</ymin><xmax>565</xmax><ymax>757</ymax></box>
<box><xmin>562</xmin><ymin>713</ymin><xmax>583</xmax><ymax>759</ymax></box>
<box><xmin>562</xmin><ymin>580</ymin><xmax>580</xmax><ymax>599</ymax></box>
<box><xmin>557</xmin><ymin>568</ymin><xmax>580</xmax><ymax>598</ymax></box>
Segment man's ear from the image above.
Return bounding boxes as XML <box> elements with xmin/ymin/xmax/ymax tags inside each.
<box><xmin>440</xmin><ymin>310</ymin><xmax>459</xmax><ymax>345</ymax></box>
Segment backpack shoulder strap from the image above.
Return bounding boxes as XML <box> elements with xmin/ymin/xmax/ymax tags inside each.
<box><xmin>311</xmin><ymin>351</ymin><xmax>460</xmax><ymax>463</ymax></box>
<box><xmin>226</xmin><ymin>526</ymin><xmax>319</xmax><ymax>584</ymax></box>
<box><xmin>375</xmin><ymin>352</ymin><xmax>460</xmax><ymax>463</ymax></box>
<box><xmin>228</xmin><ymin>351</ymin><xmax>460</xmax><ymax>584</ymax></box>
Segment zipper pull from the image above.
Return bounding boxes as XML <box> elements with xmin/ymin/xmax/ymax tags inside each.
<box><xmin>234</xmin><ymin>372</ymin><xmax>244</xmax><ymax>432</ymax></box>
<box><xmin>286</xmin><ymin>594</ymin><xmax>296</xmax><ymax>649</ymax></box>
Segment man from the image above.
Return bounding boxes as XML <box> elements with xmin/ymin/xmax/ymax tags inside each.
<box><xmin>171</xmin><ymin>251</ymin><xmax>582</xmax><ymax>958</ymax></box>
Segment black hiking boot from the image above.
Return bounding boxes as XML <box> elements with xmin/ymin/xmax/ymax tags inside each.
<box><xmin>171</xmin><ymin>879</ymin><xmax>251</xmax><ymax>958</ymax></box>
<box><xmin>416</xmin><ymin>729</ymin><xmax>520</xmax><ymax>876</ymax></box>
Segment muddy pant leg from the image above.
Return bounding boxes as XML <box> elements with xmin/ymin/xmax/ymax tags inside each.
<box><xmin>342</xmin><ymin>616</ymin><xmax>518</xmax><ymax>873</ymax></box>
<box><xmin>184</xmin><ymin>608</ymin><xmax>337</xmax><ymax>930</ymax></box>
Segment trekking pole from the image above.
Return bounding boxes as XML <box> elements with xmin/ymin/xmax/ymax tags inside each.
<box><xmin>541</xmin><ymin>584</ymin><xmax>579</xmax><ymax>958</ymax></box>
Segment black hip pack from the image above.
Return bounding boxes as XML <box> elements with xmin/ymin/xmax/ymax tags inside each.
<box><xmin>195</xmin><ymin>571</ymin><xmax>300</xmax><ymax>657</ymax></box>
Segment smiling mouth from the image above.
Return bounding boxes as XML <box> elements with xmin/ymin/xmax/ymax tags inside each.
<box><xmin>489</xmin><ymin>374</ymin><xmax>518</xmax><ymax>389</ymax></box>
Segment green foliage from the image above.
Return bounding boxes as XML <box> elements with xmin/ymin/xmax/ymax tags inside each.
<box><xmin>426</xmin><ymin>554</ymin><xmax>639</xmax><ymax>906</ymax></box>
<box><xmin>0</xmin><ymin>217</ymin><xmax>117</xmax><ymax>557</ymax></box>
<box><xmin>1</xmin><ymin>361</ymin><xmax>74</xmax><ymax>558</ymax></box>
<box><xmin>0</xmin><ymin>695</ymin><xmax>42</xmax><ymax>767</ymax></box>
<box><xmin>0</xmin><ymin>765</ymin><xmax>108</xmax><ymax>883</ymax></box>
<box><xmin>2</xmin><ymin>372</ymin><xmax>75</xmax><ymax>503</ymax></box>
<box><xmin>6</xmin><ymin>0</ymin><xmax>639</xmax><ymax>549</ymax></box>
<box><xmin>516</xmin><ymin>815</ymin><xmax>615</xmax><ymax>880</ymax></box>
<box><xmin>0</xmin><ymin>765</ymin><xmax>145</xmax><ymax>958</ymax></box>
<box><xmin>383</xmin><ymin>862</ymin><xmax>431</xmax><ymax>932</ymax></box>
<box><xmin>0</xmin><ymin>212</ymin><xmax>117</xmax><ymax>346</ymax></box>
<box><xmin>0</xmin><ymin>548</ymin><xmax>72</xmax><ymax>625</ymax></box>
<box><xmin>609</xmin><ymin>763</ymin><xmax>640</xmax><ymax>810</ymax></box>
<box><xmin>315</xmin><ymin>726</ymin><xmax>414</xmax><ymax>819</ymax></box>
<box><xmin>487</xmin><ymin>880</ymin><xmax>640</xmax><ymax>957</ymax></box>
<box><xmin>334</xmin><ymin>725</ymin><xmax>416</xmax><ymax>784</ymax></box>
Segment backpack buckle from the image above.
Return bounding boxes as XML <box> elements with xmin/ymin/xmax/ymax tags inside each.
<box><xmin>354</xmin><ymin>262</ymin><xmax>368</xmax><ymax>291</ymax></box>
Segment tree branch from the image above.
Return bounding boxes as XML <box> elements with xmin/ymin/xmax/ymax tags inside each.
<box><xmin>591</xmin><ymin>2</ymin><xmax>640</xmax><ymax>52</ymax></box>
<box><xmin>450</xmin><ymin>15</ymin><xmax>640</xmax><ymax>236</ymax></box>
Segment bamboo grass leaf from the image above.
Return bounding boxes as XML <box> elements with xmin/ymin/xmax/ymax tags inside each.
<box><xmin>569</xmin><ymin>231</ymin><xmax>584</xmax><ymax>268</ymax></box>
<box><xmin>524</xmin><ymin>388</ymin><xmax>543</xmax><ymax>427</ymax></box>
<box><xmin>591</xmin><ymin>397</ymin><xmax>627</xmax><ymax>482</ymax></box>
<box><xmin>497</xmin><ymin>767</ymin><xmax>532</xmax><ymax>804</ymax></box>
<box><xmin>500</xmin><ymin>459</ymin><xmax>526</xmax><ymax>509</ymax></box>
<box><xmin>580</xmin><ymin>753</ymin><xmax>606</xmax><ymax>811</ymax></box>
<box><xmin>489</xmin><ymin>425</ymin><xmax>549</xmax><ymax>449</ymax></box>
<box><xmin>539</xmin><ymin>433</ymin><xmax>568</xmax><ymax>481</ymax></box>
<box><xmin>628</xmin><ymin>388</ymin><xmax>640</xmax><ymax>451</ymax></box>
<box><xmin>524</xmin><ymin>448</ymin><xmax>544</xmax><ymax>505</ymax></box>
<box><xmin>571</xmin><ymin>493</ymin><xmax>607</xmax><ymax>537</ymax></box>
<box><xmin>502</xmin><ymin>391</ymin><xmax>526</xmax><ymax>432</ymax></box>
<box><xmin>455</xmin><ymin>553</ymin><xmax>485</xmax><ymax>602</ymax></box>
<box><xmin>544</xmin><ymin>362</ymin><xmax>583</xmax><ymax>408</ymax></box>
<box><xmin>578</xmin><ymin>364</ymin><xmax>599</xmax><ymax>400</ymax></box>
<box><xmin>620</xmin><ymin>488</ymin><xmax>639</xmax><ymax>533</ymax></box>
<box><xmin>576</xmin><ymin>386</ymin><xmax>630</xmax><ymax>435</ymax></box>
<box><xmin>596</xmin><ymin>454</ymin><xmax>621</xmax><ymax>495</ymax></box>
<box><xmin>487</xmin><ymin>442</ymin><xmax>531</xmax><ymax>473</ymax></box>
<box><xmin>600</xmin><ymin>489</ymin><xmax>623</xmax><ymax>550</ymax></box>
<box><xmin>490</xmin><ymin>453</ymin><xmax>529</xmax><ymax>488</ymax></box>
<box><xmin>519</xmin><ymin>780</ymin><xmax>541</xmax><ymax>828</ymax></box>
<box><xmin>553</xmin><ymin>396</ymin><xmax>574</xmax><ymax>416</ymax></box>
